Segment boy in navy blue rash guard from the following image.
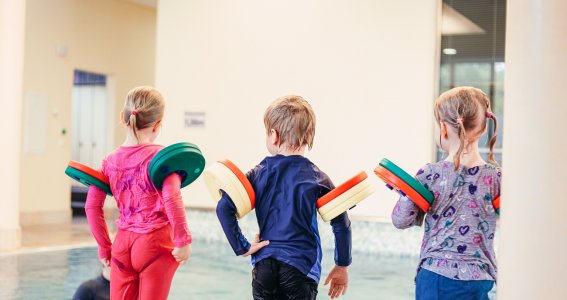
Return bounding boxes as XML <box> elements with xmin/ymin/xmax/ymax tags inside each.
<box><xmin>216</xmin><ymin>95</ymin><xmax>352</xmax><ymax>299</ymax></box>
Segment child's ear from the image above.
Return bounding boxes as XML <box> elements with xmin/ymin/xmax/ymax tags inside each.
<box><xmin>120</xmin><ymin>111</ymin><xmax>125</xmax><ymax>125</ymax></box>
<box><xmin>153</xmin><ymin>120</ymin><xmax>162</xmax><ymax>132</ymax></box>
<box><xmin>440</xmin><ymin>122</ymin><xmax>448</xmax><ymax>139</ymax></box>
<box><xmin>270</xmin><ymin>129</ymin><xmax>279</xmax><ymax>146</ymax></box>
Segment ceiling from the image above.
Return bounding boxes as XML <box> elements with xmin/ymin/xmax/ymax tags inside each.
<box><xmin>441</xmin><ymin>0</ymin><xmax>506</xmax><ymax>62</ymax></box>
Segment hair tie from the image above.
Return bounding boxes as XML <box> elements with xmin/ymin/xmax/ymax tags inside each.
<box><xmin>486</xmin><ymin>112</ymin><xmax>494</xmax><ymax>119</ymax></box>
<box><xmin>131</xmin><ymin>110</ymin><xmax>138</xmax><ymax>116</ymax></box>
<box><xmin>456</xmin><ymin>117</ymin><xmax>464</xmax><ymax>124</ymax></box>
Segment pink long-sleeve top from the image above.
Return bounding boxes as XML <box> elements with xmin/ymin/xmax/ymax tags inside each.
<box><xmin>85</xmin><ymin>143</ymin><xmax>191</xmax><ymax>259</ymax></box>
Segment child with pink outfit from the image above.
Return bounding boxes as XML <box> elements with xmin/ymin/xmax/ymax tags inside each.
<box><xmin>85</xmin><ymin>86</ymin><xmax>191</xmax><ymax>300</ymax></box>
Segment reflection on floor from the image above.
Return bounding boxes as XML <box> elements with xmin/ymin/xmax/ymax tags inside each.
<box><xmin>22</xmin><ymin>217</ymin><xmax>95</xmax><ymax>248</ymax></box>
<box><xmin>0</xmin><ymin>217</ymin><xmax>113</xmax><ymax>256</ymax></box>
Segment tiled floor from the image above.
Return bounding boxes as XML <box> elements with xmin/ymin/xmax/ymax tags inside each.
<box><xmin>5</xmin><ymin>209</ymin><xmax>425</xmax><ymax>257</ymax></box>
<box><xmin>22</xmin><ymin>218</ymin><xmax>93</xmax><ymax>248</ymax></box>
<box><xmin>0</xmin><ymin>217</ymin><xmax>115</xmax><ymax>256</ymax></box>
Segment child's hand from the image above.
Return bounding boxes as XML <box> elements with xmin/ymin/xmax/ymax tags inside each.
<box><xmin>99</xmin><ymin>258</ymin><xmax>110</xmax><ymax>268</ymax></box>
<box><xmin>172</xmin><ymin>244</ymin><xmax>191</xmax><ymax>265</ymax></box>
<box><xmin>241</xmin><ymin>234</ymin><xmax>270</xmax><ymax>257</ymax></box>
<box><xmin>324</xmin><ymin>265</ymin><xmax>349</xmax><ymax>299</ymax></box>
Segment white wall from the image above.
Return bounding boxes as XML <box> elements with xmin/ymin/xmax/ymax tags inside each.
<box><xmin>156</xmin><ymin>0</ymin><xmax>439</xmax><ymax>219</ymax></box>
<box><xmin>498</xmin><ymin>0</ymin><xmax>567</xmax><ymax>298</ymax></box>
<box><xmin>0</xmin><ymin>0</ymin><xmax>25</xmax><ymax>250</ymax></box>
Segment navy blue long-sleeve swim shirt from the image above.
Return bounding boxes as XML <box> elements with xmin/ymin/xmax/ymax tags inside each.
<box><xmin>216</xmin><ymin>154</ymin><xmax>352</xmax><ymax>283</ymax></box>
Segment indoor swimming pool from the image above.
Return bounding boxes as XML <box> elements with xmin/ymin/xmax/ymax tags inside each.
<box><xmin>0</xmin><ymin>210</ymin><xmax>496</xmax><ymax>299</ymax></box>
<box><xmin>0</xmin><ymin>243</ymin><xmax>417</xmax><ymax>299</ymax></box>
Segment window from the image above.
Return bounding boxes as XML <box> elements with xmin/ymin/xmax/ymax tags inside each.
<box><xmin>438</xmin><ymin>0</ymin><xmax>506</xmax><ymax>164</ymax></box>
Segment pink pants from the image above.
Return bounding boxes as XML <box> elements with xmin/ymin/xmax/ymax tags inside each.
<box><xmin>110</xmin><ymin>225</ymin><xmax>179</xmax><ymax>300</ymax></box>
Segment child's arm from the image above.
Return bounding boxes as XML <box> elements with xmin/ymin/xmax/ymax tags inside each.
<box><xmin>318</xmin><ymin>173</ymin><xmax>352</xmax><ymax>266</ymax></box>
<box><xmin>391</xmin><ymin>196</ymin><xmax>422</xmax><ymax>229</ymax></box>
<box><xmin>162</xmin><ymin>173</ymin><xmax>192</xmax><ymax>263</ymax></box>
<box><xmin>85</xmin><ymin>185</ymin><xmax>112</xmax><ymax>264</ymax></box>
<box><xmin>331</xmin><ymin>211</ymin><xmax>352</xmax><ymax>266</ymax></box>
<box><xmin>325</xmin><ymin>212</ymin><xmax>351</xmax><ymax>299</ymax></box>
<box><xmin>391</xmin><ymin>165</ymin><xmax>431</xmax><ymax>229</ymax></box>
<box><xmin>162</xmin><ymin>174</ymin><xmax>192</xmax><ymax>246</ymax></box>
<box><xmin>216</xmin><ymin>164</ymin><xmax>269</xmax><ymax>257</ymax></box>
<box><xmin>216</xmin><ymin>192</ymin><xmax>252</xmax><ymax>255</ymax></box>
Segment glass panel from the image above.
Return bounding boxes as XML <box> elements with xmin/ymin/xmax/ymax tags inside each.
<box><xmin>439</xmin><ymin>63</ymin><xmax>452</xmax><ymax>92</ymax></box>
<box><xmin>437</xmin><ymin>0</ymin><xmax>506</xmax><ymax>165</ymax></box>
<box><xmin>493</xmin><ymin>62</ymin><xmax>505</xmax><ymax>148</ymax></box>
<box><xmin>453</xmin><ymin>63</ymin><xmax>491</xmax><ymax>93</ymax></box>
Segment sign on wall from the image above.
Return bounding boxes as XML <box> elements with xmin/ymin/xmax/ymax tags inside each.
<box><xmin>184</xmin><ymin>111</ymin><xmax>205</xmax><ymax>128</ymax></box>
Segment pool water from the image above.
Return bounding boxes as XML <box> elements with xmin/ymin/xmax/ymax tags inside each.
<box><xmin>0</xmin><ymin>210</ymin><xmax>497</xmax><ymax>299</ymax></box>
<box><xmin>0</xmin><ymin>242</ymin><xmax>417</xmax><ymax>300</ymax></box>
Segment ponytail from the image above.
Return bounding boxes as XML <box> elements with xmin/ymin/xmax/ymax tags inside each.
<box><xmin>129</xmin><ymin>110</ymin><xmax>139</xmax><ymax>142</ymax></box>
<box><xmin>454</xmin><ymin>118</ymin><xmax>467</xmax><ymax>171</ymax></box>
<box><xmin>487</xmin><ymin>112</ymin><xmax>499</xmax><ymax>166</ymax></box>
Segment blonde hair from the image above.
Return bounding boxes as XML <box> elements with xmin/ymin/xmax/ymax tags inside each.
<box><xmin>264</xmin><ymin>95</ymin><xmax>316</xmax><ymax>150</ymax></box>
<box><xmin>123</xmin><ymin>86</ymin><xmax>165</xmax><ymax>142</ymax></box>
<box><xmin>434</xmin><ymin>86</ymin><xmax>498</xmax><ymax>170</ymax></box>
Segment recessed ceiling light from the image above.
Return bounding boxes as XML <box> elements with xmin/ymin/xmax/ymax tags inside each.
<box><xmin>443</xmin><ymin>48</ymin><xmax>457</xmax><ymax>55</ymax></box>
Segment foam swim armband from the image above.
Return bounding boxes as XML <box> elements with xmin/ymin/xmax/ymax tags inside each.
<box><xmin>203</xmin><ymin>160</ymin><xmax>255</xmax><ymax>219</ymax></box>
<box><xmin>374</xmin><ymin>158</ymin><xmax>502</xmax><ymax>215</ymax></box>
<box><xmin>492</xmin><ymin>195</ymin><xmax>500</xmax><ymax>215</ymax></box>
<box><xmin>373</xmin><ymin>158</ymin><xmax>434</xmax><ymax>212</ymax></box>
<box><xmin>317</xmin><ymin>171</ymin><xmax>376</xmax><ymax>222</ymax></box>
<box><xmin>65</xmin><ymin>161</ymin><xmax>113</xmax><ymax>196</ymax></box>
<box><xmin>149</xmin><ymin>142</ymin><xmax>205</xmax><ymax>190</ymax></box>
<box><xmin>65</xmin><ymin>142</ymin><xmax>205</xmax><ymax>195</ymax></box>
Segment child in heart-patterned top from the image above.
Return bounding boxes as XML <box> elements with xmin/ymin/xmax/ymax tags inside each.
<box><xmin>392</xmin><ymin>87</ymin><xmax>501</xmax><ymax>300</ymax></box>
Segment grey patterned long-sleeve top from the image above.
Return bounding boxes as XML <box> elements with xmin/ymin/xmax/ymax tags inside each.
<box><xmin>391</xmin><ymin>161</ymin><xmax>501</xmax><ymax>281</ymax></box>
